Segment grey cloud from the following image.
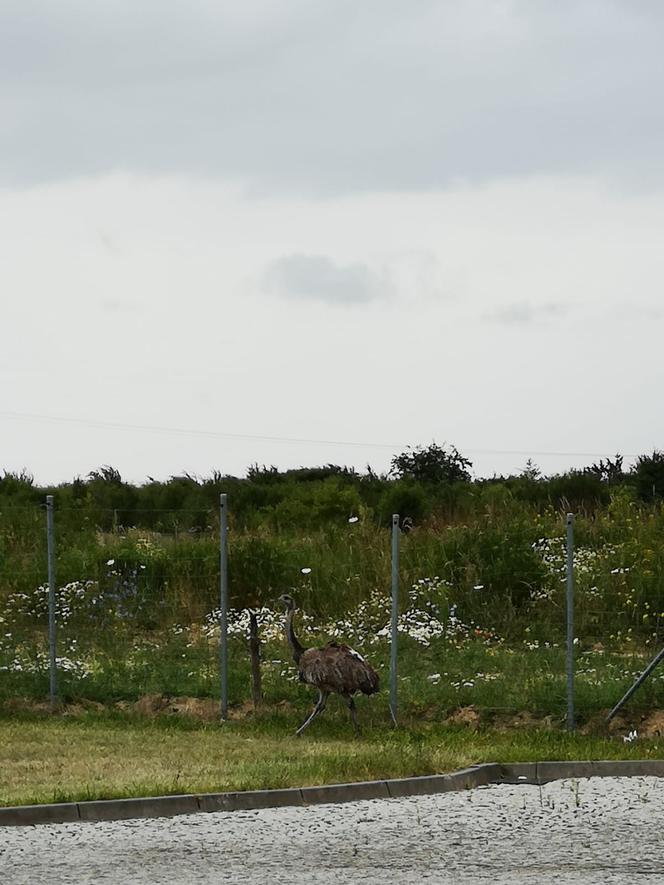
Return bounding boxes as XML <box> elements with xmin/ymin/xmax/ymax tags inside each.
<box><xmin>486</xmin><ymin>302</ymin><xmax>567</xmax><ymax>325</ymax></box>
<box><xmin>2</xmin><ymin>1</ymin><xmax>664</xmax><ymax>191</ymax></box>
<box><xmin>263</xmin><ymin>254</ymin><xmax>386</xmax><ymax>305</ymax></box>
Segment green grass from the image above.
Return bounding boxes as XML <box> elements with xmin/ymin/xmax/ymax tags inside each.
<box><xmin>4</xmin><ymin>629</ymin><xmax>664</xmax><ymax>724</ymax></box>
<box><xmin>7</xmin><ymin>467</ymin><xmax>664</xmax><ymax>808</ymax></box>
<box><xmin>1</xmin><ymin>712</ymin><xmax>661</xmax><ymax>808</ymax></box>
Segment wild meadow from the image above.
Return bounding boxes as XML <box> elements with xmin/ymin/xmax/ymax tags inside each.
<box><xmin>5</xmin><ymin>453</ymin><xmax>664</xmax><ymax>803</ymax></box>
<box><xmin>3</xmin><ymin>461</ymin><xmax>664</xmax><ymax>724</ymax></box>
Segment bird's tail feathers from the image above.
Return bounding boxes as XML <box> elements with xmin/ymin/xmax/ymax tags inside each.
<box><xmin>360</xmin><ymin>670</ymin><xmax>380</xmax><ymax>695</ymax></box>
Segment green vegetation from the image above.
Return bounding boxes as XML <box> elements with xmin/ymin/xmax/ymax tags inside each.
<box><xmin>5</xmin><ymin>446</ymin><xmax>664</xmax><ymax>808</ymax></box>
<box><xmin>1</xmin><ymin>713</ymin><xmax>661</xmax><ymax>808</ymax></box>
<box><xmin>3</xmin><ymin>445</ymin><xmax>664</xmax><ymax>724</ymax></box>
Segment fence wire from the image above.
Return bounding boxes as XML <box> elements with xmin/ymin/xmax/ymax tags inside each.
<box><xmin>2</xmin><ymin>499</ymin><xmax>664</xmax><ymax>734</ymax></box>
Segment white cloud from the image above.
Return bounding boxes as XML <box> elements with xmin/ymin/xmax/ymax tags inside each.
<box><xmin>486</xmin><ymin>302</ymin><xmax>567</xmax><ymax>325</ymax></box>
<box><xmin>3</xmin><ymin>171</ymin><xmax>664</xmax><ymax>483</ymax></box>
<box><xmin>263</xmin><ymin>254</ymin><xmax>388</xmax><ymax>305</ymax></box>
<box><xmin>2</xmin><ymin>1</ymin><xmax>664</xmax><ymax>484</ymax></box>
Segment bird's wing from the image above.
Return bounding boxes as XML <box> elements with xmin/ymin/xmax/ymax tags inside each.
<box><xmin>299</xmin><ymin>646</ymin><xmax>379</xmax><ymax>695</ymax></box>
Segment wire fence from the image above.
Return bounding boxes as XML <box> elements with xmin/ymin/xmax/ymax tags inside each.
<box><xmin>2</xmin><ymin>496</ymin><xmax>664</xmax><ymax>733</ymax></box>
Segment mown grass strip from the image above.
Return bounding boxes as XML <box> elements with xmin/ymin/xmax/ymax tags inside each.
<box><xmin>1</xmin><ymin>712</ymin><xmax>662</xmax><ymax>808</ymax></box>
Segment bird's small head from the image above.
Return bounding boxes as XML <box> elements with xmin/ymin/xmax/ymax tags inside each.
<box><xmin>278</xmin><ymin>593</ymin><xmax>295</xmax><ymax>612</ymax></box>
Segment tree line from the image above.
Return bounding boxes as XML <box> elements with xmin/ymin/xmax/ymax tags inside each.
<box><xmin>2</xmin><ymin>444</ymin><xmax>664</xmax><ymax>532</ymax></box>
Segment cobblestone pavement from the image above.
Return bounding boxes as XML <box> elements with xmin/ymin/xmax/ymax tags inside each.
<box><xmin>2</xmin><ymin>777</ymin><xmax>664</xmax><ymax>884</ymax></box>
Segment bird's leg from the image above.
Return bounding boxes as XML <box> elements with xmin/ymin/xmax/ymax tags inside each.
<box><xmin>295</xmin><ymin>690</ymin><xmax>328</xmax><ymax>736</ymax></box>
<box><xmin>345</xmin><ymin>695</ymin><xmax>361</xmax><ymax>736</ymax></box>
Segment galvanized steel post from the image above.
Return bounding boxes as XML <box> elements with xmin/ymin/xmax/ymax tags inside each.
<box><xmin>46</xmin><ymin>495</ymin><xmax>57</xmax><ymax>709</ymax></box>
<box><xmin>607</xmin><ymin>644</ymin><xmax>664</xmax><ymax>722</ymax></box>
<box><xmin>390</xmin><ymin>513</ymin><xmax>399</xmax><ymax>726</ymax></box>
<box><xmin>566</xmin><ymin>512</ymin><xmax>575</xmax><ymax>731</ymax></box>
<box><xmin>219</xmin><ymin>493</ymin><xmax>229</xmax><ymax>721</ymax></box>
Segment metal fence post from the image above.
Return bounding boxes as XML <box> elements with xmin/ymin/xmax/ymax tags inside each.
<box><xmin>46</xmin><ymin>495</ymin><xmax>57</xmax><ymax>709</ymax></box>
<box><xmin>390</xmin><ymin>513</ymin><xmax>399</xmax><ymax>726</ymax></box>
<box><xmin>566</xmin><ymin>512</ymin><xmax>575</xmax><ymax>732</ymax></box>
<box><xmin>219</xmin><ymin>493</ymin><xmax>229</xmax><ymax>721</ymax></box>
<box><xmin>607</xmin><ymin>645</ymin><xmax>664</xmax><ymax>722</ymax></box>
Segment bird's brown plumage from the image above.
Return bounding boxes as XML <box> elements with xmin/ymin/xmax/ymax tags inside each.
<box><xmin>278</xmin><ymin>593</ymin><xmax>379</xmax><ymax>735</ymax></box>
<box><xmin>298</xmin><ymin>642</ymin><xmax>379</xmax><ymax>696</ymax></box>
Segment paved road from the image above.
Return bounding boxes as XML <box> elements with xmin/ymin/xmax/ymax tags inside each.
<box><xmin>3</xmin><ymin>777</ymin><xmax>664</xmax><ymax>884</ymax></box>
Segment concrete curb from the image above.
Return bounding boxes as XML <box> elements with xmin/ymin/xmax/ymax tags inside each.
<box><xmin>2</xmin><ymin>760</ymin><xmax>664</xmax><ymax>827</ymax></box>
<box><xmin>500</xmin><ymin>759</ymin><xmax>664</xmax><ymax>784</ymax></box>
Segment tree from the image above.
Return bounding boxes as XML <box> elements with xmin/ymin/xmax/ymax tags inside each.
<box><xmin>521</xmin><ymin>459</ymin><xmax>541</xmax><ymax>481</ymax></box>
<box><xmin>390</xmin><ymin>442</ymin><xmax>472</xmax><ymax>484</ymax></box>
<box><xmin>86</xmin><ymin>465</ymin><xmax>138</xmax><ymax>529</ymax></box>
<box><xmin>88</xmin><ymin>465</ymin><xmax>123</xmax><ymax>485</ymax></box>
<box><xmin>584</xmin><ymin>454</ymin><xmax>624</xmax><ymax>485</ymax></box>
<box><xmin>632</xmin><ymin>451</ymin><xmax>664</xmax><ymax>500</ymax></box>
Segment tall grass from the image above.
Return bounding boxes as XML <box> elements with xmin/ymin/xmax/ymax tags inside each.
<box><xmin>5</xmin><ymin>488</ymin><xmax>664</xmax><ymax>635</ymax></box>
<box><xmin>4</xmin><ymin>484</ymin><xmax>664</xmax><ymax>720</ymax></box>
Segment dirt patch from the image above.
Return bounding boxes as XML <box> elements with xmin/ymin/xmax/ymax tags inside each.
<box><xmin>130</xmin><ymin>694</ymin><xmax>255</xmax><ymax>721</ymax></box>
<box><xmin>130</xmin><ymin>694</ymin><xmax>270</xmax><ymax>722</ymax></box>
<box><xmin>580</xmin><ymin>708</ymin><xmax>664</xmax><ymax>740</ymax></box>
<box><xmin>442</xmin><ymin>706</ymin><xmax>558</xmax><ymax>731</ymax></box>
<box><xmin>492</xmin><ymin>710</ymin><xmax>555</xmax><ymax>731</ymax></box>
<box><xmin>3</xmin><ymin>696</ymin><xmax>105</xmax><ymax>716</ymax></box>
<box><xmin>579</xmin><ymin>710</ymin><xmax>631</xmax><ymax>736</ymax></box>
<box><xmin>62</xmin><ymin>701</ymin><xmax>105</xmax><ymax>717</ymax></box>
<box><xmin>133</xmin><ymin>694</ymin><xmax>171</xmax><ymax>716</ymax></box>
<box><xmin>5</xmin><ymin>694</ymin><xmax>664</xmax><ymax>737</ymax></box>
<box><xmin>446</xmin><ymin>706</ymin><xmax>482</xmax><ymax>729</ymax></box>
<box><xmin>167</xmin><ymin>696</ymin><xmax>219</xmax><ymax>720</ymax></box>
<box><xmin>228</xmin><ymin>699</ymin><xmax>265</xmax><ymax>720</ymax></box>
<box><xmin>0</xmin><ymin>694</ymin><xmax>258</xmax><ymax>722</ymax></box>
<box><xmin>636</xmin><ymin>709</ymin><xmax>664</xmax><ymax>738</ymax></box>
<box><xmin>3</xmin><ymin>697</ymin><xmax>54</xmax><ymax>715</ymax></box>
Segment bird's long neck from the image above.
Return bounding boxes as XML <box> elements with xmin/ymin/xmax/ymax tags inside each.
<box><xmin>285</xmin><ymin>607</ymin><xmax>306</xmax><ymax>664</ymax></box>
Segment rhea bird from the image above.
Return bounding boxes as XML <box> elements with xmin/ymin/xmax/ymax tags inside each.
<box><xmin>279</xmin><ymin>593</ymin><xmax>379</xmax><ymax>736</ymax></box>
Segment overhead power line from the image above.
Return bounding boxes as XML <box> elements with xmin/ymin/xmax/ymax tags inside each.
<box><xmin>0</xmin><ymin>410</ymin><xmax>640</xmax><ymax>460</ymax></box>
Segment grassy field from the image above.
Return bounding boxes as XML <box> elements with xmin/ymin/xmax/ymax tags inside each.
<box><xmin>2</xmin><ymin>711</ymin><xmax>662</xmax><ymax>808</ymax></box>
<box><xmin>5</xmin><ymin>482</ymin><xmax>664</xmax><ymax>808</ymax></box>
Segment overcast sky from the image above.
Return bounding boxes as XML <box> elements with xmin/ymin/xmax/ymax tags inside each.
<box><xmin>3</xmin><ymin>0</ymin><xmax>664</xmax><ymax>484</ymax></box>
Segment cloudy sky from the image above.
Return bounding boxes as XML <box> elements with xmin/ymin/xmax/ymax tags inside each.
<box><xmin>2</xmin><ymin>0</ymin><xmax>664</xmax><ymax>484</ymax></box>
